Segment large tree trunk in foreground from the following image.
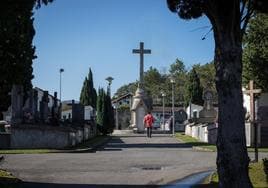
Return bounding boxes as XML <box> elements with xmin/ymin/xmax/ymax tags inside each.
<box><xmin>215</xmin><ymin>37</ymin><xmax>252</xmax><ymax>188</ymax></box>
<box><xmin>208</xmin><ymin>1</ymin><xmax>252</xmax><ymax>187</ymax></box>
<box><xmin>207</xmin><ymin>1</ymin><xmax>252</xmax><ymax>188</ymax></box>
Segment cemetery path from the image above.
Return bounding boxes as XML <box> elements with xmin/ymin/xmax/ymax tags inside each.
<box><xmin>1</xmin><ymin>134</ymin><xmax>218</xmax><ymax>187</ymax></box>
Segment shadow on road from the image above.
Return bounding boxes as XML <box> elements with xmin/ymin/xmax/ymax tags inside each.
<box><xmin>96</xmin><ymin>137</ymin><xmax>198</xmax><ymax>151</ymax></box>
<box><xmin>117</xmin><ymin>135</ymin><xmax>173</xmax><ymax>138</ymax></box>
<box><xmin>0</xmin><ymin>182</ymin><xmax>216</xmax><ymax>188</ymax></box>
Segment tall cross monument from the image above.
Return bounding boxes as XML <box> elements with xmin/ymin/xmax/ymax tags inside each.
<box><xmin>132</xmin><ymin>42</ymin><xmax>151</xmax><ymax>88</ymax></box>
<box><xmin>130</xmin><ymin>42</ymin><xmax>151</xmax><ymax>132</ymax></box>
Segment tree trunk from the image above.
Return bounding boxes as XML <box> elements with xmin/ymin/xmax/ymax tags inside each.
<box><xmin>212</xmin><ymin>15</ymin><xmax>253</xmax><ymax>188</ymax></box>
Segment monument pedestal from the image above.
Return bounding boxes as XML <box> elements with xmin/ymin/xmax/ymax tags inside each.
<box><xmin>197</xmin><ymin>109</ymin><xmax>217</xmax><ymax>123</ymax></box>
<box><xmin>130</xmin><ymin>87</ymin><xmax>149</xmax><ymax>132</ymax></box>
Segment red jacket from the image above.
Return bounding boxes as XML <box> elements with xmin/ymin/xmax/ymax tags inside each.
<box><xmin>143</xmin><ymin>114</ymin><xmax>154</xmax><ymax>128</ymax></box>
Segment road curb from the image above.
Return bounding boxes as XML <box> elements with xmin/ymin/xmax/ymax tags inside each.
<box><xmin>192</xmin><ymin>146</ymin><xmax>214</xmax><ymax>152</ymax></box>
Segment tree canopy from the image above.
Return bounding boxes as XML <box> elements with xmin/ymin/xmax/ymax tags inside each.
<box><xmin>0</xmin><ymin>0</ymin><xmax>53</xmax><ymax>119</ymax></box>
<box><xmin>243</xmin><ymin>13</ymin><xmax>268</xmax><ymax>91</ymax></box>
<box><xmin>115</xmin><ymin>60</ymin><xmax>214</xmax><ymax>107</ymax></box>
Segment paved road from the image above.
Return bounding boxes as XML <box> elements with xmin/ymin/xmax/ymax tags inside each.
<box><xmin>1</xmin><ymin>134</ymin><xmax>266</xmax><ymax>188</ymax></box>
<box><xmin>1</xmin><ymin>134</ymin><xmax>217</xmax><ymax>187</ymax></box>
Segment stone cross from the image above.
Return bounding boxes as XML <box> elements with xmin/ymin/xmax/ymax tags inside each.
<box><xmin>244</xmin><ymin>80</ymin><xmax>262</xmax><ymax>122</ymax></box>
<box><xmin>132</xmin><ymin>42</ymin><xmax>151</xmax><ymax>88</ymax></box>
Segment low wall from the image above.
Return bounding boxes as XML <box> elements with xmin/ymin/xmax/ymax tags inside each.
<box><xmin>207</xmin><ymin>124</ymin><xmax>217</xmax><ymax>144</ymax></box>
<box><xmin>2</xmin><ymin>121</ymin><xmax>98</xmax><ymax>149</ymax></box>
<box><xmin>11</xmin><ymin>125</ymin><xmax>76</xmax><ymax>149</ymax></box>
<box><xmin>0</xmin><ymin>133</ymin><xmax>11</xmax><ymax>149</ymax></box>
<box><xmin>185</xmin><ymin>122</ymin><xmax>217</xmax><ymax>144</ymax></box>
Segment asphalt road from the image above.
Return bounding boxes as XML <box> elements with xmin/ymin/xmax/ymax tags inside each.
<box><xmin>1</xmin><ymin>134</ymin><xmax>219</xmax><ymax>187</ymax></box>
<box><xmin>1</xmin><ymin>134</ymin><xmax>217</xmax><ymax>187</ymax></box>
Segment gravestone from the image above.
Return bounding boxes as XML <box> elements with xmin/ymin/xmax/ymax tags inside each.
<box><xmin>198</xmin><ymin>90</ymin><xmax>217</xmax><ymax>123</ymax></box>
<box><xmin>71</xmin><ymin>100</ymin><xmax>84</xmax><ymax>125</ymax></box>
<box><xmin>23</xmin><ymin>89</ymin><xmax>37</xmax><ymax>123</ymax></box>
<box><xmin>40</xmin><ymin>91</ymin><xmax>49</xmax><ymax>123</ymax></box>
<box><xmin>174</xmin><ymin>109</ymin><xmax>187</xmax><ymax>131</ymax></box>
<box><xmin>10</xmin><ymin>85</ymin><xmax>24</xmax><ymax>125</ymax></box>
<box><xmin>32</xmin><ymin>90</ymin><xmax>38</xmax><ymax>121</ymax></box>
<box><xmin>258</xmin><ymin>106</ymin><xmax>268</xmax><ymax>147</ymax></box>
<box><xmin>50</xmin><ymin>92</ymin><xmax>60</xmax><ymax>126</ymax></box>
<box><xmin>3</xmin><ymin>107</ymin><xmax>11</xmax><ymax>122</ymax></box>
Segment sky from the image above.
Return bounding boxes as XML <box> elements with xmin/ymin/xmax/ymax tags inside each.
<box><xmin>32</xmin><ymin>0</ymin><xmax>215</xmax><ymax>101</ymax></box>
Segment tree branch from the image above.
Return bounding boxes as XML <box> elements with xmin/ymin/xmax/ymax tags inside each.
<box><xmin>240</xmin><ymin>0</ymin><xmax>247</xmax><ymax>18</ymax></box>
<box><xmin>241</xmin><ymin>0</ymin><xmax>254</xmax><ymax>36</ymax></box>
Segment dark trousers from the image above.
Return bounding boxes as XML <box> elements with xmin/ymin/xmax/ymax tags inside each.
<box><xmin>147</xmin><ymin>127</ymin><xmax>152</xmax><ymax>138</ymax></box>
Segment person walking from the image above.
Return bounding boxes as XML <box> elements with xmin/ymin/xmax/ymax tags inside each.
<box><xmin>143</xmin><ymin>111</ymin><xmax>154</xmax><ymax>138</ymax></box>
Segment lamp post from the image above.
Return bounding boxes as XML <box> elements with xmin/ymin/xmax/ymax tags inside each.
<box><xmin>113</xmin><ymin>95</ymin><xmax>119</xmax><ymax>130</ymax></box>
<box><xmin>170</xmin><ymin>76</ymin><xmax>175</xmax><ymax>136</ymax></box>
<box><xmin>161</xmin><ymin>91</ymin><xmax>166</xmax><ymax>131</ymax></box>
<box><xmin>59</xmin><ymin>68</ymin><xmax>64</xmax><ymax>120</ymax></box>
<box><xmin>105</xmin><ymin>76</ymin><xmax>114</xmax><ymax>96</ymax></box>
<box><xmin>59</xmin><ymin>68</ymin><xmax>64</xmax><ymax>102</ymax></box>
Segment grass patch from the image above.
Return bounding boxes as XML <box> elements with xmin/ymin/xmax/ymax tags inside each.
<box><xmin>209</xmin><ymin>161</ymin><xmax>268</xmax><ymax>187</ymax></box>
<box><xmin>0</xmin><ymin>170</ymin><xmax>15</xmax><ymax>179</ymax></box>
<box><xmin>175</xmin><ymin>132</ymin><xmax>217</xmax><ymax>151</ymax></box>
<box><xmin>0</xmin><ymin>149</ymin><xmax>55</xmax><ymax>154</ymax></box>
<box><xmin>176</xmin><ymin>133</ymin><xmax>268</xmax><ymax>152</ymax></box>
<box><xmin>248</xmin><ymin>147</ymin><xmax>268</xmax><ymax>152</ymax></box>
<box><xmin>0</xmin><ymin>169</ymin><xmax>20</xmax><ymax>186</ymax></box>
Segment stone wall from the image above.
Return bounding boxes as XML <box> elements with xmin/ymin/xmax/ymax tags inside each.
<box><xmin>10</xmin><ymin>125</ymin><xmax>76</xmax><ymax>149</ymax></box>
<box><xmin>0</xmin><ymin>133</ymin><xmax>11</xmax><ymax>149</ymax></box>
<box><xmin>9</xmin><ymin>124</ymin><xmax>97</xmax><ymax>149</ymax></box>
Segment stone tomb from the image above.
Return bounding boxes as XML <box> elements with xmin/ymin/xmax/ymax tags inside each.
<box><xmin>174</xmin><ymin>109</ymin><xmax>188</xmax><ymax>131</ymax></box>
<box><xmin>185</xmin><ymin>90</ymin><xmax>218</xmax><ymax>144</ymax></box>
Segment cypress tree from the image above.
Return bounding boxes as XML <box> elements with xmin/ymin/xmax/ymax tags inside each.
<box><xmin>186</xmin><ymin>68</ymin><xmax>203</xmax><ymax>106</ymax></box>
<box><xmin>79</xmin><ymin>68</ymin><xmax>97</xmax><ymax>108</ymax></box>
<box><xmin>96</xmin><ymin>88</ymin><xmax>105</xmax><ymax>133</ymax></box>
<box><xmin>96</xmin><ymin>88</ymin><xmax>115</xmax><ymax>135</ymax></box>
<box><xmin>106</xmin><ymin>94</ymin><xmax>115</xmax><ymax>133</ymax></box>
<box><xmin>79</xmin><ymin>77</ymin><xmax>88</xmax><ymax>105</ymax></box>
<box><xmin>87</xmin><ymin>68</ymin><xmax>97</xmax><ymax>108</ymax></box>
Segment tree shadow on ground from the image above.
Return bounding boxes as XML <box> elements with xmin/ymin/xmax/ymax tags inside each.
<box><xmin>96</xmin><ymin>137</ymin><xmax>191</xmax><ymax>151</ymax></box>
<box><xmin>0</xmin><ymin>182</ymin><xmax>219</xmax><ymax>188</ymax></box>
<box><xmin>117</xmin><ymin>134</ymin><xmax>173</xmax><ymax>138</ymax></box>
